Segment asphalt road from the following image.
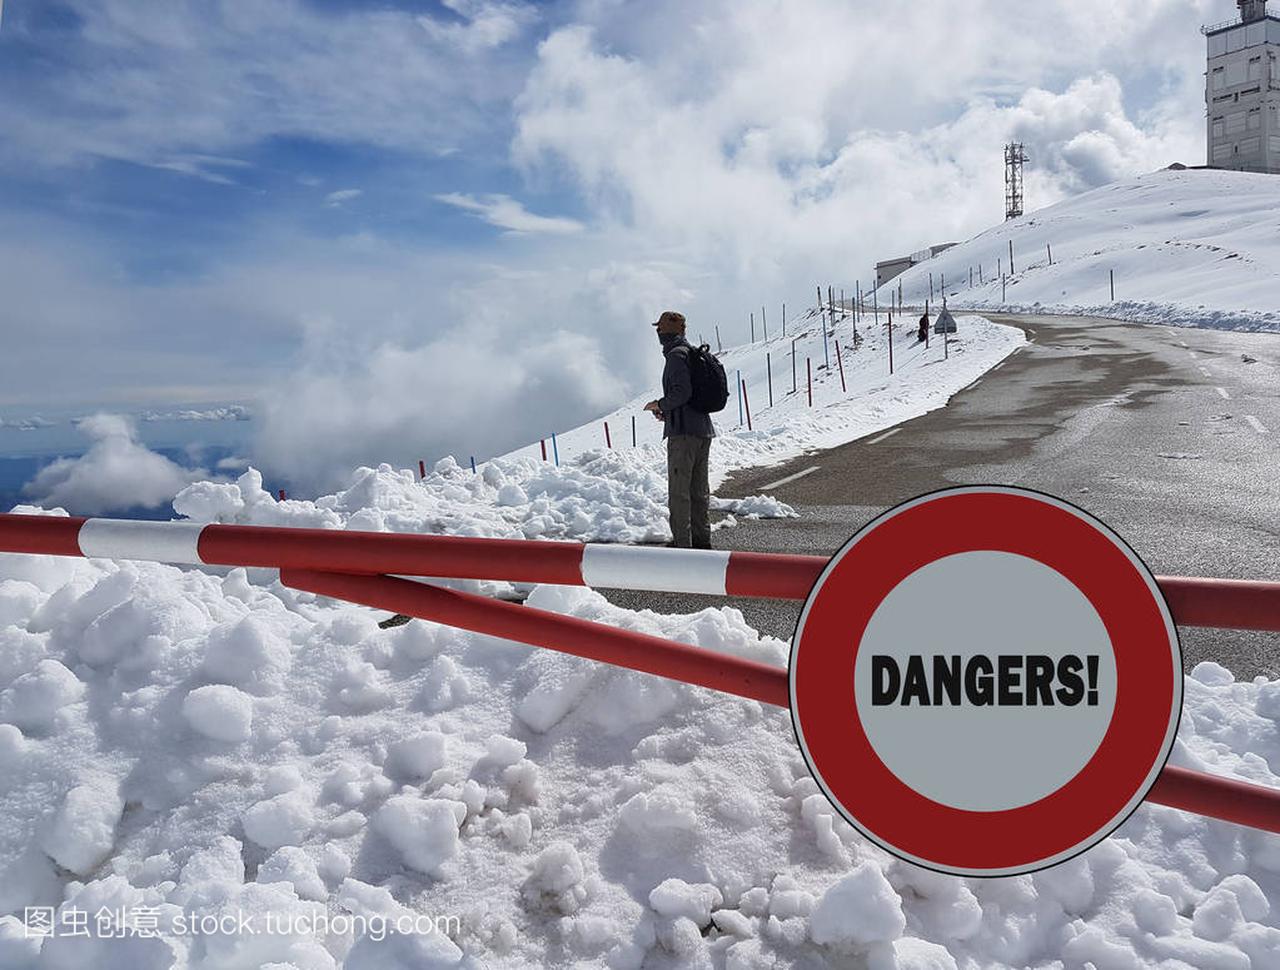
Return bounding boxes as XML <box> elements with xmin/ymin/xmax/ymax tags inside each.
<box><xmin>606</xmin><ymin>313</ymin><xmax>1280</xmax><ymax>678</ymax></box>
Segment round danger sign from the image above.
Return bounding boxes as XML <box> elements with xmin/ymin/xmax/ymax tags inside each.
<box><xmin>789</xmin><ymin>486</ymin><xmax>1183</xmax><ymax>877</ymax></box>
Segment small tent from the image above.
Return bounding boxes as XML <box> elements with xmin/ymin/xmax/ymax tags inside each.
<box><xmin>934</xmin><ymin>307</ymin><xmax>958</xmax><ymax>334</ymax></box>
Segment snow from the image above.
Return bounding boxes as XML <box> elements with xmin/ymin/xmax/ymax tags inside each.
<box><xmin>880</xmin><ymin>168</ymin><xmax>1280</xmax><ymax>333</ymax></box>
<box><xmin>500</xmin><ymin>310</ymin><xmax>1025</xmax><ymax>487</ymax></box>
<box><xmin>1</xmin><ymin>283</ymin><xmax>1277</xmax><ymax>966</ymax></box>
<box><xmin>183</xmin><ymin>684</ymin><xmax>254</xmax><ymax>743</ymax></box>
<box><xmin>4</xmin><ymin>540</ymin><xmax>1280</xmax><ymax>967</ymax></box>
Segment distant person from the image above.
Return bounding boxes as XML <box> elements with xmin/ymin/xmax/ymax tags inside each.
<box><xmin>918</xmin><ymin>310</ymin><xmax>930</xmax><ymax>344</ymax></box>
<box><xmin>644</xmin><ymin>311</ymin><xmax>725</xmax><ymax>549</ymax></box>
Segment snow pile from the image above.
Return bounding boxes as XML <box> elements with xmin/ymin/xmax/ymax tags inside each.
<box><xmin>6</xmin><ymin>522</ymin><xmax>1280</xmax><ymax>967</ymax></box>
<box><xmin>884</xmin><ymin>168</ymin><xmax>1280</xmax><ymax>333</ymax></box>
<box><xmin>174</xmin><ymin>456</ymin><xmax>793</xmax><ymax>548</ymax></box>
<box><xmin>502</xmin><ymin>311</ymin><xmax>1025</xmax><ymax>476</ymax></box>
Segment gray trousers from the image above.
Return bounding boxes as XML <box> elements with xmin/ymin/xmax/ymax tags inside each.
<box><xmin>667</xmin><ymin>434</ymin><xmax>712</xmax><ymax>549</ymax></box>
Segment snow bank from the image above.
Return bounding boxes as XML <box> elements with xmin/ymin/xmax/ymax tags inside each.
<box><xmin>173</xmin><ymin>457</ymin><xmax>792</xmax><ymax>550</ymax></box>
<box><xmin>501</xmin><ymin>311</ymin><xmax>1026</xmax><ymax>484</ymax></box>
<box><xmin>6</xmin><ymin>536</ymin><xmax>1280</xmax><ymax>967</ymax></box>
<box><xmin>883</xmin><ymin>168</ymin><xmax>1280</xmax><ymax>333</ymax></box>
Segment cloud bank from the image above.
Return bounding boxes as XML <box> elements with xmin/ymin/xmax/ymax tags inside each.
<box><xmin>0</xmin><ymin>0</ymin><xmax>1216</xmax><ymax>488</ymax></box>
<box><xmin>23</xmin><ymin>414</ymin><xmax>209</xmax><ymax>515</ymax></box>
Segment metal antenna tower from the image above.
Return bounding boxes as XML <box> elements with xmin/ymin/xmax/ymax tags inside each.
<box><xmin>1004</xmin><ymin>143</ymin><xmax>1029</xmax><ymax>220</ymax></box>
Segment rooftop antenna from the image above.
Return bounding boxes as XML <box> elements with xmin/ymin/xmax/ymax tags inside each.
<box><xmin>1004</xmin><ymin>143</ymin><xmax>1029</xmax><ymax>221</ymax></box>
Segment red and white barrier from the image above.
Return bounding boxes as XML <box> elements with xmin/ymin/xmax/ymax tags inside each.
<box><xmin>5</xmin><ymin>511</ymin><xmax>1280</xmax><ymax>834</ymax></box>
<box><xmin>0</xmin><ymin>513</ymin><xmax>821</xmax><ymax>601</ymax></box>
<box><xmin>4</xmin><ymin>513</ymin><xmax>1280</xmax><ymax>626</ymax></box>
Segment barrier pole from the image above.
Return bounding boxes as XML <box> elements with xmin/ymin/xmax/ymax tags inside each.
<box><xmin>631</xmin><ymin>415</ymin><xmax>637</xmax><ymax>447</ymax></box>
<box><xmin>1148</xmin><ymin>765</ymin><xmax>1280</xmax><ymax>834</ymax></box>
<box><xmin>552</xmin><ymin>433</ymin><xmax>560</xmax><ymax>466</ymax></box>
<box><xmin>807</xmin><ymin>358</ymin><xmax>813</xmax><ymax>407</ymax></box>
<box><xmin>540</xmin><ymin>440</ymin><xmax>547</xmax><ymax>462</ymax></box>
<box><xmin>604</xmin><ymin>421</ymin><xmax>612</xmax><ymax>449</ymax></box>
<box><xmin>767</xmin><ymin>353</ymin><xmax>774</xmax><ymax>407</ymax></box>
<box><xmin>742</xmin><ymin>380</ymin><xmax>753</xmax><ymax>431</ymax></box>
<box><xmin>281</xmin><ymin>569</ymin><xmax>791</xmax><ymax>708</ymax></box>
<box><xmin>835</xmin><ymin>340</ymin><xmax>847</xmax><ymax>392</ymax></box>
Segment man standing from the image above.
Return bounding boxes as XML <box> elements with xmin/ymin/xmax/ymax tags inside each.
<box><xmin>644</xmin><ymin>311</ymin><xmax>715</xmax><ymax>549</ymax></box>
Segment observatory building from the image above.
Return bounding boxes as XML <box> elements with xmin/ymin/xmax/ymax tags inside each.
<box><xmin>1204</xmin><ymin>0</ymin><xmax>1280</xmax><ymax>173</ymax></box>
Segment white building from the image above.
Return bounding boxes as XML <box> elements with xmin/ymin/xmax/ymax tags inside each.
<box><xmin>875</xmin><ymin>243</ymin><xmax>957</xmax><ymax>289</ymax></box>
<box><xmin>1205</xmin><ymin>0</ymin><xmax>1280</xmax><ymax>174</ymax></box>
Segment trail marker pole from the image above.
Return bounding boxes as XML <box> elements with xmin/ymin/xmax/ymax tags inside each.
<box><xmin>782</xmin><ymin>302</ymin><xmax>787</xmax><ymax>336</ymax></box>
<box><xmin>969</xmin><ymin>267</ymin><xmax>973</xmax><ymax>288</ymax></box>
<box><xmin>470</xmin><ymin>457</ymin><xmax>477</xmax><ymax>473</ymax></box>
<box><xmin>418</xmin><ymin>460</ymin><xmax>426</xmax><ymax>479</ymax></box>
<box><xmin>887</xmin><ymin>310</ymin><xmax>894</xmax><ymax>376</ymax></box>
<box><xmin>751</xmin><ymin>312</ymin><xmax>756</xmax><ymax>343</ymax></box>
<box><xmin>1002</xmin><ymin>273</ymin><xmax>1007</xmax><ymax>303</ymax></box>
<box><xmin>604</xmin><ymin>422</ymin><xmax>612</xmax><ymax>449</ymax></box>
<box><xmin>792</xmin><ymin>339</ymin><xmax>798</xmax><ymax>394</ymax></box>
<box><xmin>762</xmin><ymin>305</ymin><xmax>768</xmax><ymax>341</ymax></box>
<box><xmin>767</xmin><ymin>353</ymin><xmax>774</xmax><ymax>407</ymax></box>
<box><xmin>540</xmin><ymin>440</ymin><xmax>547</xmax><ymax>462</ymax></box>
<box><xmin>737</xmin><ymin>370</ymin><xmax>744</xmax><ymax>426</ymax></box>
<box><xmin>873</xmin><ymin>286</ymin><xmax>879</xmax><ymax>326</ymax></box>
<box><xmin>855</xmin><ymin>284</ymin><xmax>860</xmax><ymax>324</ymax></box>
<box><xmin>925</xmin><ymin>300</ymin><xmax>930</xmax><ymax>349</ymax></box>
<box><xmin>840</xmin><ymin>288</ymin><xmax>845</xmax><ymax>317</ymax></box>
<box><xmin>715</xmin><ymin>325</ymin><xmax>722</xmax><ymax>352</ymax></box>
<box><xmin>1047</xmin><ymin>243</ymin><xmax>1053</xmax><ymax>266</ymax></box>
<box><xmin>979</xmin><ymin>265</ymin><xmax>984</xmax><ymax>285</ymax></box>
<box><xmin>631</xmin><ymin>415</ymin><xmax>637</xmax><ymax>447</ymax></box>
<box><xmin>1009</xmin><ymin>239</ymin><xmax>1015</xmax><ymax>275</ymax></box>
<box><xmin>1111</xmin><ymin>269</ymin><xmax>1116</xmax><ymax>302</ymax></box>
<box><xmin>278</xmin><ymin>489</ymin><xmax>287</xmax><ymax>502</ymax></box>
<box><xmin>742</xmin><ymin>380</ymin><xmax>753</xmax><ymax>431</ymax></box>
<box><xmin>836</xmin><ymin>340</ymin><xmax>847</xmax><ymax>392</ymax></box>
<box><xmin>807</xmin><ymin>358</ymin><xmax>813</xmax><ymax>407</ymax></box>
<box><xmin>998</xmin><ymin>257</ymin><xmax>1002</xmax><ymax>278</ymax></box>
<box><xmin>552</xmin><ymin>433</ymin><xmax>560</xmax><ymax>466</ymax></box>
<box><xmin>930</xmin><ymin>272</ymin><xmax>934</xmax><ymax>303</ymax></box>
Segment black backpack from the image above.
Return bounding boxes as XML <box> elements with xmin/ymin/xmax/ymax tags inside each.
<box><xmin>687</xmin><ymin>344</ymin><xmax>729</xmax><ymax>414</ymax></box>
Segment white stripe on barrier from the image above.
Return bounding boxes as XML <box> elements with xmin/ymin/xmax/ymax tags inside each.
<box><xmin>581</xmin><ymin>544</ymin><xmax>730</xmax><ymax>595</ymax></box>
<box><xmin>78</xmin><ymin>518</ymin><xmax>207</xmax><ymax>565</ymax></box>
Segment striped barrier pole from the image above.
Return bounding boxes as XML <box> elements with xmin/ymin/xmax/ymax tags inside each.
<box><xmin>6</xmin><ymin>516</ymin><xmax>1280</xmax><ymax>834</ymax></box>
<box><xmin>281</xmin><ymin>569</ymin><xmax>791</xmax><ymax>708</ymax></box>
<box><xmin>283</xmin><ymin>569</ymin><xmax>1280</xmax><ymax>834</ymax></box>
<box><xmin>8</xmin><ymin>514</ymin><xmax>1280</xmax><ymax>630</ymax></box>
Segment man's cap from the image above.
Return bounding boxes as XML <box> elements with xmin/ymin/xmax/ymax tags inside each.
<box><xmin>652</xmin><ymin>310</ymin><xmax>687</xmax><ymax>334</ymax></box>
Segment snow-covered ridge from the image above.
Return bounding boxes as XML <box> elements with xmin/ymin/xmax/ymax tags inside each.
<box><xmin>882</xmin><ymin>169</ymin><xmax>1280</xmax><ymax>332</ymax></box>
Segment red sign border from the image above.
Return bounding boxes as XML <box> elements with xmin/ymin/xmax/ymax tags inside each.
<box><xmin>789</xmin><ymin>486</ymin><xmax>1183</xmax><ymax>877</ymax></box>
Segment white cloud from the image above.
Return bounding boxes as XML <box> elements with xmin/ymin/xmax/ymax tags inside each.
<box><xmin>0</xmin><ymin>0</ymin><xmax>540</xmax><ymax>171</ymax></box>
<box><xmin>434</xmin><ymin>192</ymin><xmax>584</xmax><ymax>234</ymax></box>
<box><xmin>0</xmin><ymin>0</ymin><xmax>1220</xmax><ymax>489</ymax></box>
<box><xmin>23</xmin><ymin>414</ymin><xmax>209</xmax><ymax>515</ymax></box>
<box><xmin>324</xmin><ymin>188</ymin><xmax>363</xmax><ymax>207</ymax></box>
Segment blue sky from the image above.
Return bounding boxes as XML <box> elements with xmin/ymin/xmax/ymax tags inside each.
<box><xmin>0</xmin><ymin>0</ymin><xmax>1224</xmax><ymax>485</ymax></box>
